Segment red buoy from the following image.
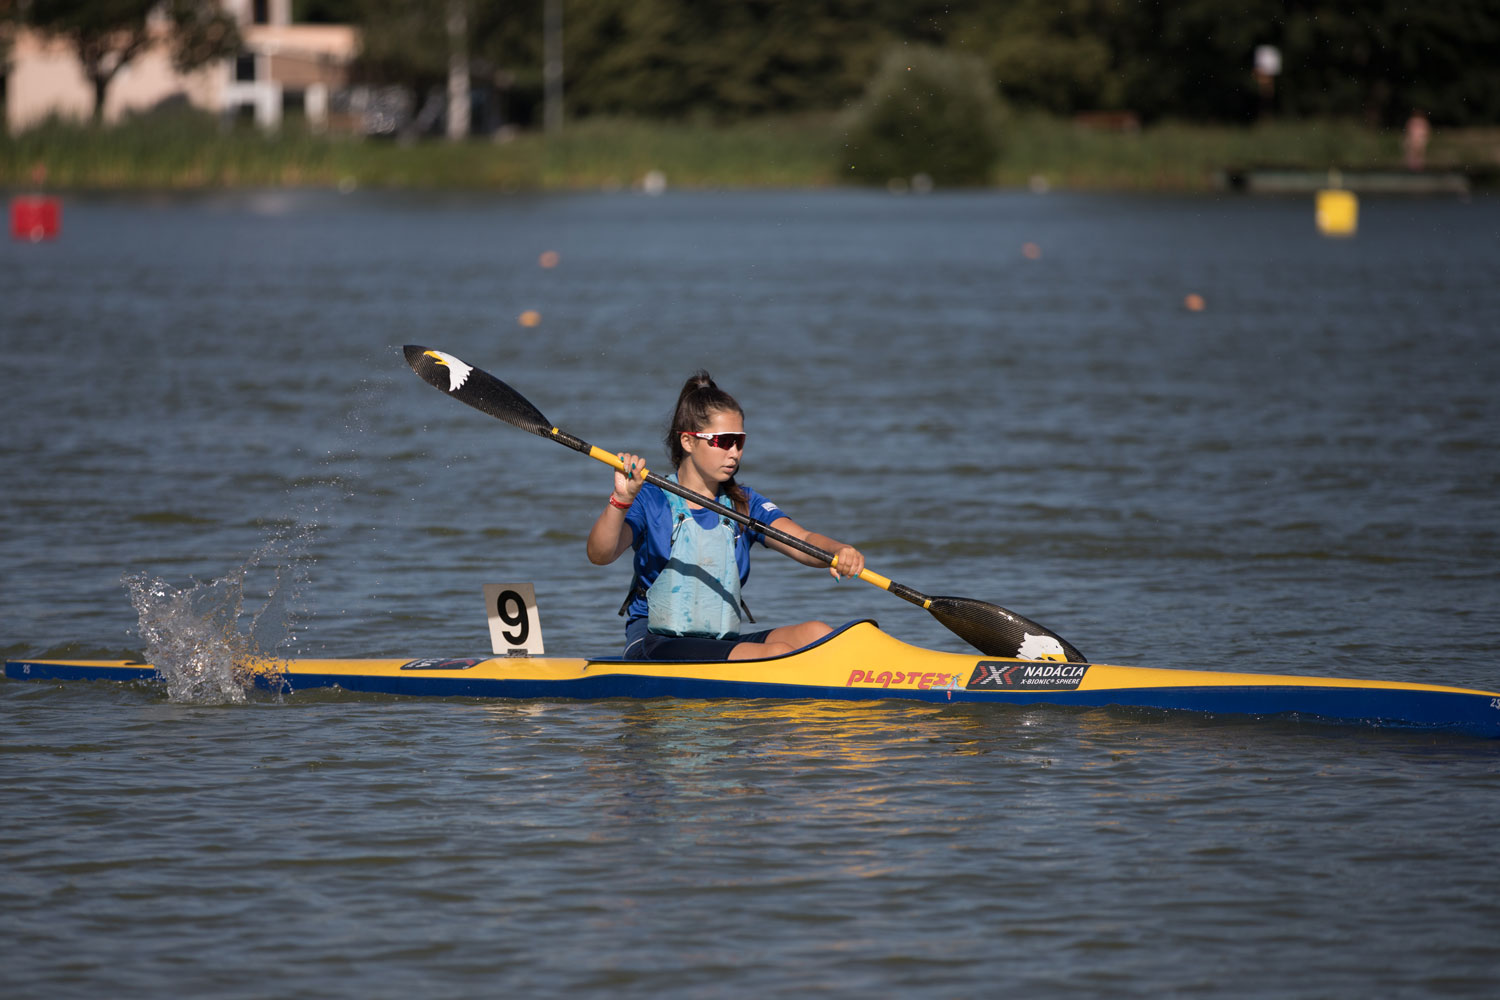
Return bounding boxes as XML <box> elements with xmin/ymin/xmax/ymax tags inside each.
<box><xmin>10</xmin><ymin>197</ymin><xmax>61</xmax><ymax>242</ymax></box>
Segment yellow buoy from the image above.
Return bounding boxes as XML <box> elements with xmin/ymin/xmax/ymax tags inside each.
<box><xmin>1316</xmin><ymin>189</ymin><xmax>1358</xmax><ymax>237</ymax></box>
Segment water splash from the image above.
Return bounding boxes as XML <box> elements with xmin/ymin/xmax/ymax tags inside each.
<box><xmin>120</xmin><ymin>372</ymin><xmax>385</xmax><ymax>703</ymax></box>
<box><xmin>124</xmin><ymin>537</ymin><xmax>304</xmax><ymax>705</ymax></box>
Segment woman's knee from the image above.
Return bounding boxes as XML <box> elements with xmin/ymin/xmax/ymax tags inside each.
<box><xmin>730</xmin><ymin>621</ymin><xmax>834</xmax><ymax>660</ymax></box>
<box><xmin>794</xmin><ymin>621</ymin><xmax>832</xmax><ymax>644</ymax></box>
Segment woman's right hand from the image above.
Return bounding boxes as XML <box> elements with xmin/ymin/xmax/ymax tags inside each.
<box><xmin>613</xmin><ymin>453</ymin><xmax>646</xmax><ymax>504</ymax></box>
<box><xmin>589</xmin><ymin>453</ymin><xmax>645</xmax><ymax>565</ymax></box>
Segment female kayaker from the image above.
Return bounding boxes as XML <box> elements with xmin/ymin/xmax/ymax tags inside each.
<box><xmin>586</xmin><ymin>370</ymin><xmax>865</xmax><ymax>661</ymax></box>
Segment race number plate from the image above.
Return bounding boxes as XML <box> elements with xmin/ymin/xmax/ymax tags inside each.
<box><xmin>483</xmin><ymin>583</ymin><xmax>544</xmax><ymax>656</ymax></box>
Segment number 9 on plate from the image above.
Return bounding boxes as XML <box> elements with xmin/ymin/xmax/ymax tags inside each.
<box><xmin>484</xmin><ymin>583</ymin><xmax>544</xmax><ymax>656</ymax></box>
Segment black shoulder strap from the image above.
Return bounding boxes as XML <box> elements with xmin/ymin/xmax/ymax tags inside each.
<box><xmin>618</xmin><ymin>579</ymin><xmax>646</xmax><ymax>617</ymax></box>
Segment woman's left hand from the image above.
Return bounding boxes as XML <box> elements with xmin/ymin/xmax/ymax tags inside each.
<box><xmin>831</xmin><ymin>546</ymin><xmax>865</xmax><ymax>580</ymax></box>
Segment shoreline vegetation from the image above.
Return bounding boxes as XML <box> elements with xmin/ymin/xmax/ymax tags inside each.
<box><xmin>3</xmin><ymin>112</ymin><xmax>1496</xmax><ymax>193</ymax></box>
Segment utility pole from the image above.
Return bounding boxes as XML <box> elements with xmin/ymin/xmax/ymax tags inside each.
<box><xmin>544</xmin><ymin>0</ymin><xmax>563</xmax><ymax>133</ymax></box>
<box><xmin>447</xmin><ymin>0</ymin><xmax>471</xmax><ymax>140</ymax></box>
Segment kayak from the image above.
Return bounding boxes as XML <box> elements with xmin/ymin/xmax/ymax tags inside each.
<box><xmin>7</xmin><ymin>620</ymin><xmax>1500</xmax><ymax>737</ymax></box>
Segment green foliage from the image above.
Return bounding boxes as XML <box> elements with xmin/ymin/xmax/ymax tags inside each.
<box><xmin>561</xmin><ymin>0</ymin><xmax>889</xmax><ymax>120</ymax></box>
<box><xmin>954</xmin><ymin>0</ymin><xmax>1120</xmax><ymax>115</ymax></box>
<box><xmin>331</xmin><ymin>0</ymin><xmax>1500</xmax><ymax>129</ymax></box>
<box><xmin>343</xmin><ymin>0</ymin><xmax>967</xmax><ymax>126</ymax></box>
<box><xmin>839</xmin><ymin>45</ymin><xmax>1004</xmax><ymax>186</ymax></box>
<box><xmin>17</xmin><ymin>0</ymin><xmax>1500</xmax><ymax>137</ymax></box>
<box><xmin>349</xmin><ymin>0</ymin><xmax>452</xmax><ymax>85</ymax></box>
<box><xmin>1273</xmin><ymin>1</ymin><xmax>1500</xmax><ymax>125</ymax></box>
<box><xmin>959</xmin><ymin>0</ymin><xmax>1500</xmax><ymax>127</ymax></box>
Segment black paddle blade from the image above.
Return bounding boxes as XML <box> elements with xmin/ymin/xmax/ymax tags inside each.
<box><xmin>404</xmin><ymin>345</ymin><xmax>553</xmax><ymax>437</ymax></box>
<box><xmin>927</xmin><ymin>596</ymin><xmax>1088</xmax><ymax>663</ymax></box>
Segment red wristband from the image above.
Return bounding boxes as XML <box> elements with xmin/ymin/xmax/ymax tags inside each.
<box><xmin>607</xmin><ymin>494</ymin><xmax>632</xmax><ymax>510</ymax></box>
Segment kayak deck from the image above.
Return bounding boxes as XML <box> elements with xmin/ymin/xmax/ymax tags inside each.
<box><xmin>7</xmin><ymin>621</ymin><xmax>1499</xmax><ymax>737</ymax></box>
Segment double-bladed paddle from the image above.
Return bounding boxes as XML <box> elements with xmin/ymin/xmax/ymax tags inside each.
<box><xmin>403</xmin><ymin>345</ymin><xmax>1086</xmax><ymax>663</ymax></box>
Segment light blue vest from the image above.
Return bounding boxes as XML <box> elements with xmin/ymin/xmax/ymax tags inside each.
<box><xmin>646</xmin><ymin>478</ymin><xmax>744</xmax><ymax>639</ymax></box>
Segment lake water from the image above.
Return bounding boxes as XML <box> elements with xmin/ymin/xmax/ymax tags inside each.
<box><xmin>3</xmin><ymin>188</ymin><xmax>1498</xmax><ymax>997</ymax></box>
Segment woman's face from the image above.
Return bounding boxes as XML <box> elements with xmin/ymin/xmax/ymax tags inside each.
<box><xmin>680</xmin><ymin>408</ymin><xmax>746</xmax><ymax>485</ymax></box>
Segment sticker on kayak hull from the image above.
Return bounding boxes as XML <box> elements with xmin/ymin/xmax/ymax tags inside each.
<box><xmin>400</xmin><ymin>657</ymin><xmax>485</xmax><ymax>671</ymax></box>
<box><xmin>845</xmin><ymin>669</ymin><xmax>963</xmax><ymax>691</ymax></box>
<box><xmin>967</xmin><ymin>661</ymin><xmax>1089</xmax><ymax>691</ymax></box>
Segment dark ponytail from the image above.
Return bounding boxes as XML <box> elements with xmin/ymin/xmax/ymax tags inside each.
<box><xmin>665</xmin><ymin>370</ymin><xmax>748</xmax><ymax>515</ymax></box>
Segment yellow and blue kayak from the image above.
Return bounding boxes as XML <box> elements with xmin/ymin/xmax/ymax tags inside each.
<box><xmin>7</xmin><ymin>621</ymin><xmax>1499</xmax><ymax>736</ymax></box>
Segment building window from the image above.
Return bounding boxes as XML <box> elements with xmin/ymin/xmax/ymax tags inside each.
<box><xmin>236</xmin><ymin>53</ymin><xmax>257</xmax><ymax>82</ymax></box>
<box><xmin>253</xmin><ymin>0</ymin><xmax>270</xmax><ymax>24</ymax></box>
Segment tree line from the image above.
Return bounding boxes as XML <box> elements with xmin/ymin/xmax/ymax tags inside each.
<box><xmin>323</xmin><ymin>0</ymin><xmax>1500</xmax><ymax>128</ymax></box>
<box><xmin>10</xmin><ymin>1</ymin><xmax>1499</xmax><ymax>129</ymax></box>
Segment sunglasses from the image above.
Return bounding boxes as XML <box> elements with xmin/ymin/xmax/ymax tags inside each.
<box><xmin>686</xmin><ymin>431</ymin><xmax>747</xmax><ymax>450</ymax></box>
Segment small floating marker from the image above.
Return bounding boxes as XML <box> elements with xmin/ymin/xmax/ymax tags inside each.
<box><xmin>641</xmin><ymin>170</ymin><xmax>667</xmax><ymax>196</ymax></box>
<box><xmin>1022</xmin><ymin>242</ymin><xmax>1042</xmax><ymax>260</ymax></box>
<box><xmin>10</xmin><ymin>196</ymin><xmax>61</xmax><ymax>242</ymax></box>
<box><xmin>538</xmin><ymin>250</ymin><xmax>560</xmax><ymax>269</ymax></box>
<box><xmin>1184</xmin><ymin>293</ymin><xmax>1206</xmax><ymax>312</ymax></box>
<box><xmin>518</xmin><ymin>310</ymin><xmax>542</xmax><ymax>327</ymax></box>
<box><xmin>1316</xmin><ymin>188</ymin><xmax>1358</xmax><ymax>237</ymax></box>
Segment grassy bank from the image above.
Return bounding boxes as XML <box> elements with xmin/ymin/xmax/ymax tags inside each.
<box><xmin>3</xmin><ymin>110</ymin><xmax>1495</xmax><ymax>192</ymax></box>
<box><xmin>0</xmin><ymin>113</ymin><xmax>839</xmax><ymax>191</ymax></box>
<box><xmin>998</xmin><ymin>116</ymin><xmax>1497</xmax><ymax>191</ymax></box>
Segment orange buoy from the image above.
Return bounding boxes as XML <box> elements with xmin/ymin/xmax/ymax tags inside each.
<box><xmin>518</xmin><ymin>310</ymin><xmax>542</xmax><ymax>327</ymax></box>
<box><xmin>1022</xmin><ymin>242</ymin><xmax>1042</xmax><ymax>260</ymax></box>
<box><xmin>1184</xmin><ymin>293</ymin><xmax>1205</xmax><ymax>312</ymax></box>
<box><xmin>539</xmin><ymin>251</ymin><xmax>560</xmax><ymax>269</ymax></box>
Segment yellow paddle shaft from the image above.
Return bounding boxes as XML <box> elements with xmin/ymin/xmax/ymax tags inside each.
<box><xmin>583</xmin><ymin>441</ymin><xmax>648</xmax><ymax>481</ymax></box>
<box><xmin>833</xmin><ymin>558</ymin><xmax>911</xmax><ymax>600</ymax></box>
